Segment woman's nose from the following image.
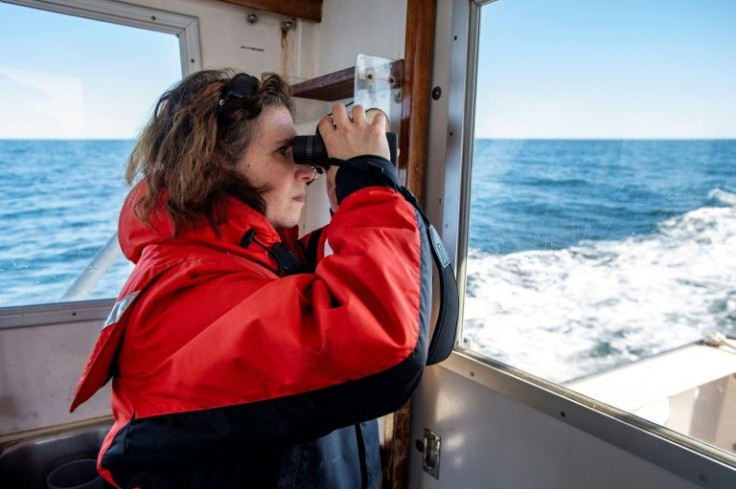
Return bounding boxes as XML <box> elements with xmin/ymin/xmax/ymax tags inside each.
<box><xmin>295</xmin><ymin>164</ymin><xmax>319</xmax><ymax>182</ymax></box>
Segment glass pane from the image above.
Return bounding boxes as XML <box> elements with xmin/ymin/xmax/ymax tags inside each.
<box><xmin>0</xmin><ymin>3</ymin><xmax>182</xmax><ymax>307</ymax></box>
<box><xmin>465</xmin><ymin>0</ymin><xmax>736</xmax><ymax>456</ymax></box>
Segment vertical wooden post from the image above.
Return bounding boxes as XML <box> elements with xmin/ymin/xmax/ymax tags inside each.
<box><xmin>383</xmin><ymin>1</ymin><xmax>436</xmax><ymax>488</ymax></box>
<box><xmin>398</xmin><ymin>0</ymin><xmax>436</xmax><ymax>205</ymax></box>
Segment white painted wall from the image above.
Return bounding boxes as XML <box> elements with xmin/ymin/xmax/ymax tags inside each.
<box><xmin>124</xmin><ymin>0</ymin><xmax>295</xmax><ymax>75</ymax></box>
<box><xmin>121</xmin><ymin>0</ymin><xmax>408</xmax><ymax>122</ymax></box>
<box><xmin>0</xmin><ymin>321</ymin><xmax>110</xmax><ymax>437</ymax></box>
<box><xmin>409</xmin><ymin>366</ymin><xmax>702</xmax><ymax>489</ymax></box>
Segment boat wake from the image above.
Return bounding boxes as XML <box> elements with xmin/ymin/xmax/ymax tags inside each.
<box><xmin>463</xmin><ymin>188</ymin><xmax>736</xmax><ymax>383</ymax></box>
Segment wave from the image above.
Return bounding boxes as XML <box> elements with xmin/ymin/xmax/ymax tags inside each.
<box><xmin>463</xmin><ymin>192</ymin><xmax>736</xmax><ymax>383</ymax></box>
<box><xmin>709</xmin><ymin>187</ymin><xmax>736</xmax><ymax>206</ymax></box>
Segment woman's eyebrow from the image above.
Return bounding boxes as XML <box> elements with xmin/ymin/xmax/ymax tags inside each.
<box><xmin>275</xmin><ymin>136</ymin><xmax>296</xmax><ymax>147</ymax></box>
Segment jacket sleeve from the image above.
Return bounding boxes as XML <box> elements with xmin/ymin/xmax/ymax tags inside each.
<box><xmin>103</xmin><ymin>157</ymin><xmax>432</xmax><ymax>473</ymax></box>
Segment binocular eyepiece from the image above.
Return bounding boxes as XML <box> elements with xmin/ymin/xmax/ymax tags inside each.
<box><xmin>292</xmin><ymin>132</ymin><xmax>398</xmax><ymax>170</ymax></box>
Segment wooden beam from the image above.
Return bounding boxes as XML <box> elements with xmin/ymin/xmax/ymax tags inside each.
<box><xmin>215</xmin><ymin>0</ymin><xmax>322</xmax><ymax>23</ymax></box>
<box><xmin>382</xmin><ymin>400</ymin><xmax>414</xmax><ymax>489</ymax></box>
<box><xmin>382</xmin><ymin>2</ymin><xmax>437</xmax><ymax>489</ymax></box>
<box><xmin>397</xmin><ymin>0</ymin><xmax>436</xmax><ymax>204</ymax></box>
<box><xmin>290</xmin><ymin>67</ymin><xmax>354</xmax><ymax>101</ymax></box>
<box><xmin>290</xmin><ymin>61</ymin><xmax>404</xmax><ymax>102</ymax></box>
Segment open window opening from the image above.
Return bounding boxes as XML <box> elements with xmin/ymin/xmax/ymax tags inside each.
<box><xmin>0</xmin><ymin>0</ymin><xmax>198</xmax><ymax>308</ymax></box>
<box><xmin>460</xmin><ymin>0</ymin><xmax>736</xmax><ymax>462</ymax></box>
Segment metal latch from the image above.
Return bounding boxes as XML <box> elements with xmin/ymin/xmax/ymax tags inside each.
<box><xmin>421</xmin><ymin>428</ymin><xmax>441</xmax><ymax>479</ymax></box>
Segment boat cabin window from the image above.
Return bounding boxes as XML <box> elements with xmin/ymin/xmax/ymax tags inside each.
<box><xmin>461</xmin><ymin>0</ymin><xmax>735</xmax><ymax>461</ymax></box>
<box><xmin>0</xmin><ymin>1</ymin><xmax>187</xmax><ymax>308</ymax></box>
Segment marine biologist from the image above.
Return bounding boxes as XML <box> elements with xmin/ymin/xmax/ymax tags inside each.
<box><xmin>69</xmin><ymin>69</ymin><xmax>431</xmax><ymax>489</ymax></box>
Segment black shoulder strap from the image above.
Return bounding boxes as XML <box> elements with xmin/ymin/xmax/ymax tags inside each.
<box><xmin>398</xmin><ymin>188</ymin><xmax>460</xmax><ymax>365</ymax></box>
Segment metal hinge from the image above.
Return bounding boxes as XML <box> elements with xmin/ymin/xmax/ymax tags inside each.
<box><xmin>420</xmin><ymin>428</ymin><xmax>442</xmax><ymax>479</ymax></box>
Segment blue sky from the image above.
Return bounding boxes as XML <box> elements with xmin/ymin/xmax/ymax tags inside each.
<box><xmin>0</xmin><ymin>2</ymin><xmax>181</xmax><ymax>139</ymax></box>
<box><xmin>476</xmin><ymin>0</ymin><xmax>735</xmax><ymax>138</ymax></box>
<box><xmin>0</xmin><ymin>0</ymin><xmax>734</xmax><ymax>139</ymax></box>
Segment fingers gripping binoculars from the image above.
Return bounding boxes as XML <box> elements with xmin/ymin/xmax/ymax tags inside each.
<box><xmin>292</xmin><ymin>131</ymin><xmax>399</xmax><ymax>170</ymax></box>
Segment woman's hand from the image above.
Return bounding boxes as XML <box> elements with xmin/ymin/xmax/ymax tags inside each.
<box><xmin>320</xmin><ymin>104</ymin><xmax>389</xmax><ymax>213</ymax></box>
<box><xmin>317</xmin><ymin>104</ymin><xmax>390</xmax><ymax>161</ymax></box>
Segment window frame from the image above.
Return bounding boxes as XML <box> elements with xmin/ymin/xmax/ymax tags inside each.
<box><xmin>0</xmin><ymin>0</ymin><xmax>200</xmax><ymax>327</ymax></box>
<box><xmin>428</xmin><ymin>0</ymin><xmax>736</xmax><ymax>486</ymax></box>
<box><xmin>3</xmin><ymin>0</ymin><xmax>201</xmax><ymax>76</ymax></box>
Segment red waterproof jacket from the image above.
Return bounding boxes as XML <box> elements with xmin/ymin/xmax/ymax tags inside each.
<box><xmin>70</xmin><ymin>157</ymin><xmax>432</xmax><ymax>488</ymax></box>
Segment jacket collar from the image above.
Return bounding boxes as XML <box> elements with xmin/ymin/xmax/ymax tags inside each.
<box><xmin>118</xmin><ymin>181</ymin><xmax>295</xmax><ymax>275</ymax></box>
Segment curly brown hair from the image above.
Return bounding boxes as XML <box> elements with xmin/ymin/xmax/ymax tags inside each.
<box><xmin>126</xmin><ymin>68</ymin><xmax>293</xmax><ymax>234</ymax></box>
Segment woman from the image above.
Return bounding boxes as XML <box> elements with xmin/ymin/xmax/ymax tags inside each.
<box><xmin>70</xmin><ymin>69</ymin><xmax>431</xmax><ymax>489</ymax></box>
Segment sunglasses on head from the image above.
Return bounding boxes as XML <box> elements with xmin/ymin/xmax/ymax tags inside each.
<box><xmin>218</xmin><ymin>73</ymin><xmax>260</xmax><ymax>115</ymax></box>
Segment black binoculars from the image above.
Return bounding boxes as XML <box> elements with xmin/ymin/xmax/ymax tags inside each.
<box><xmin>293</xmin><ymin>132</ymin><xmax>398</xmax><ymax>170</ymax></box>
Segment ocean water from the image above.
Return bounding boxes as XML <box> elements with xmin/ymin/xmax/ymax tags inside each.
<box><xmin>464</xmin><ymin>139</ymin><xmax>736</xmax><ymax>382</ymax></box>
<box><xmin>0</xmin><ymin>140</ymin><xmax>134</xmax><ymax>307</ymax></box>
<box><xmin>1</xmin><ymin>139</ymin><xmax>734</xmax><ymax>384</ymax></box>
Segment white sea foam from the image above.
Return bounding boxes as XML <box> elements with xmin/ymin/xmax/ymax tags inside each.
<box><xmin>463</xmin><ymin>190</ymin><xmax>736</xmax><ymax>383</ymax></box>
<box><xmin>710</xmin><ymin>187</ymin><xmax>736</xmax><ymax>206</ymax></box>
